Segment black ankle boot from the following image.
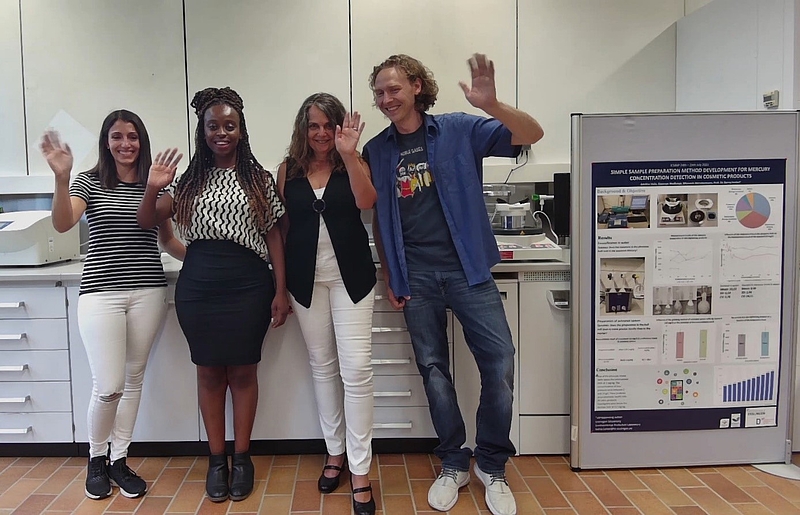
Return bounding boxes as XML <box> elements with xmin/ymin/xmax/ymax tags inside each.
<box><xmin>352</xmin><ymin>484</ymin><xmax>376</xmax><ymax>515</ymax></box>
<box><xmin>317</xmin><ymin>454</ymin><xmax>344</xmax><ymax>493</ymax></box>
<box><xmin>206</xmin><ymin>454</ymin><xmax>229</xmax><ymax>502</ymax></box>
<box><xmin>229</xmin><ymin>452</ymin><xmax>255</xmax><ymax>501</ymax></box>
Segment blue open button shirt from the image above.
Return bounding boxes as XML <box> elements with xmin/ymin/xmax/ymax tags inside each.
<box><xmin>364</xmin><ymin>112</ymin><xmax>521</xmax><ymax>298</ymax></box>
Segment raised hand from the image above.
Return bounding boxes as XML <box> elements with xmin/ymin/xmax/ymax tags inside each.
<box><xmin>334</xmin><ymin>111</ymin><xmax>366</xmax><ymax>157</ymax></box>
<box><xmin>40</xmin><ymin>130</ymin><xmax>73</xmax><ymax>183</ymax></box>
<box><xmin>458</xmin><ymin>53</ymin><xmax>498</xmax><ymax>111</ymax></box>
<box><xmin>148</xmin><ymin>148</ymin><xmax>183</xmax><ymax>190</ymax></box>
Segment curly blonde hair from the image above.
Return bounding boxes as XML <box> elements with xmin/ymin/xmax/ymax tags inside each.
<box><xmin>369</xmin><ymin>54</ymin><xmax>439</xmax><ymax>112</ymax></box>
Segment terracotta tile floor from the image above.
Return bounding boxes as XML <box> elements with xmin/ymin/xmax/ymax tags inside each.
<box><xmin>2</xmin><ymin>453</ymin><xmax>800</xmax><ymax>514</ymax></box>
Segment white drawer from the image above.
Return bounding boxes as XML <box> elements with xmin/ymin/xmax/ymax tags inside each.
<box><xmin>0</xmin><ymin>412</ymin><xmax>74</xmax><ymax>442</ymax></box>
<box><xmin>373</xmin><ymin>375</ymin><xmax>427</xmax><ymax>407</ymax></box>
<box><xmin>371</xmin><ymin>343</ymin><xmax>418</xmax><ymax>376</ymax></box>
<box><xmin>372</xmin><ymin>312</ymin><xmax>411</xmax><ymax>344</ymax></box>
<box><xmin>373</xmin><ymin>406</ymin><xmax>435</xmax><ymax>438</ymax></box>
<box><xmin>372</xmin><ymin>311</ymin><xmax>453</xmax><ymax>344</ymax></box>
<box><xmin>0</xmin><ymin>382</ymin><xmax>72</xmax><ymax>412</ymax></box>
<box><xmin>0</xmin><ymin>350</ymin><xmax>70</xmax><ymax>381</ymax></box>
<box><xmin>0</xmin><ymin>287</ymin><xmax>66</xmax><ymax>319</ymax></box>
<box><xmin>0</xmin><ymin>319</ymin><xmax>68</xmax><ymax>350</ymax></box>
<box><xmin>518</xmin><ymin>416</ymin><xmax>570</xmax><ymax>455</ymax></box>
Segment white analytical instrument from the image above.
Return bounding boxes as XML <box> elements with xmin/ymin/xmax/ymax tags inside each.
<box><xmin>0</xmin><ymin>210</ymin><xmax>80</xmax><ymax>266</ymax></box>
<box><xmin>496</xmin><ymin>233</ymin><xmax>563</xmax><ymax>261</ymax></box>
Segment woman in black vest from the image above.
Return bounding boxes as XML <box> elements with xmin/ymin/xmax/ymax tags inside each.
<box><xmin>277</xmin><ymin>93</ymin><xmax>377</xmax><ymax>515</ymax></box>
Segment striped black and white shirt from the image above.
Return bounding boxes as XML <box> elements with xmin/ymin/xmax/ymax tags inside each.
<box><xmin>168</xmin><ymin>168</ymin><xmax>285</xmax><ymax>260</ymax></box>
<box><xmin>70</xmin><ymin>172</ymin><xmax>167</xmax><ymax>295</ymax></box>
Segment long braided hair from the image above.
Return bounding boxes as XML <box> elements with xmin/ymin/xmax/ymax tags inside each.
<box><xmin>173</xmin><ymin>87</ymin><xmax>278</xmax><ymax>234</ymax></box>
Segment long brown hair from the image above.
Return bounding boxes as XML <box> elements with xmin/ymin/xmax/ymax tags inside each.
<box><xmin>173</xmin><ymin>87</ymin><xmax>278</xmax><ymax>234</ymax></box>
<box><xmin>369</xmin><ymin>54</ymin><xmax>439</xmax><ymax>112</ymax></box>
<box><xmin>285</xmin><ymin>92</ymin><xmax>346</xmax><ymax>180</ymax></box>
<box><xmin>89</xmin><ymin>110</ymin><xmax>152</xmax><ymax>189</ymax></box>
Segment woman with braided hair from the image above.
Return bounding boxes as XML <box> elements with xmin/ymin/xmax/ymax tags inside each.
<box><xmin>138</xmin><ymin>87</ymin><xmax>290</xmax><ymax>503</ymax></box>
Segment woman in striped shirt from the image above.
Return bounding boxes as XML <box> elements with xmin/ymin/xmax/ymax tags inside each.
<box><xmin>41</xmin><ymin>110</ymin><xmax>184</xmax><ymax>501</ymax></box>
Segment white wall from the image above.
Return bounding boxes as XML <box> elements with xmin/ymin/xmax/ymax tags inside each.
<box><xmin>0</xmin><ymin>1</ymin><xmax>26</xmax><ymax>177</ymax></box>
<box><xmin>517</xmin><ymin>0</ymin><xmax>682</xmax><ymax>170</ymax></box>
<box><xmin>676</xmin><ymin>0</ymin><xmax>797</xmax><ymax>111</ymax></box>
<box><xmin>0</xmin><ymin>0</ymin><xmax>685</xmax><ymax>191</ymax></box>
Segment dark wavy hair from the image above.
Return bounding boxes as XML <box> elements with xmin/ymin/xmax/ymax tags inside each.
<box><xmin>89</xmin><ymin>110</ymin><xmax>151</xmax><ymax>189</ymax></box>
<box><xmin>285</xmin><ymin>92</ymin><xmax>347</xmax><ymax>180</ymax></box>
<box><xmin>369</xmin><ymin>54</ymin><xmax>439</xmax><ymax>112</ymax></box>
<box><xmin>173</xmin><ymin>86</ymin><xmax>278</xmax><ymax>234</ymax></box>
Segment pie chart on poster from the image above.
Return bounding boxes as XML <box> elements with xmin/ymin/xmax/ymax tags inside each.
<box><xmin>736</xmin><ymin>192</ymin><xmax>771</xmax><ymax>229</ymax></box>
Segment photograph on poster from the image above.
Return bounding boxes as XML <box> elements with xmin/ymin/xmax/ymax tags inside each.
<box><xmin>656</xmin><ymin>194</ymin><xmax>688</xmax><ymax>227</ymax></box>
<box><xmin>596</xmin><ymin>194</ymin><xmax>650</xmax><ymax>229</ymax></box>
<box><xmin>599</xmin><ymin>257</ymin><xmax>645</xmax><ymax>315</ymax></box>
<box><xmin>687</xmin><ymin>193</ymin><xmax>719</xmax><ymax>227</ymax></box>
<box><xmin>652</xmin><ymin>285</ymin><xmax>712</xmax><ymax>315</ymax></box>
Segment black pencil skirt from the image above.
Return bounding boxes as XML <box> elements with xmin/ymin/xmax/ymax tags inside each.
<box><xmin>175</xmin><ymin>239</ymin><xmax>275</xmax><ymax>366</ymax></box>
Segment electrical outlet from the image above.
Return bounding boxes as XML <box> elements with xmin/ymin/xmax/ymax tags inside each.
<box><xmin>763</xmin><ymin>90</ymin><xmax>779</xmax><ymax>109</ymax></box>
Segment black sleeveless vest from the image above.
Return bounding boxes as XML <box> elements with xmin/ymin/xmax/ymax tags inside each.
<box><xmin>284</xmin><ymin>167</ymin><xmax>376</xmax><ymax>308</ymax></box>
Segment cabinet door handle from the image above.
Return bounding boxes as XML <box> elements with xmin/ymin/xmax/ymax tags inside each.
<box><xmin>373</xmin><ymin>390</ymin><xmax>412</xmax><ymax>398</ymax></box>
<box><xmin>0</xmin><ymin>334</ymin><xmax>26</xmax><ymax>341</ymax></box>
<box><xmin>374</xmin><ymin>295</ymin><xmax>386</xmax><ymax>300</ymax></box>
<box><xmin>499</xmin><ymin>291</ymin><xmax>508</xmax><ymax>300</ymax></box>
<box><xmin>167</xmin><ymin>300</ymin><xmax>176</xmax><ymax>306</ymax></box>
<box><xmin>0</xmin><ymin>302</ymin><xmax>24</xmax><ymax>309</ymax></box>
<box><xmin>0</xmin><ymin>426</ymin><xmax>32</xmax><ymax>435</ymax></box>
<box><xmin>0</xmin><ymin>395</ymin><xmax>30</xmax><ymax>404</ymax></box>
<box><xmin>372</xmin><ymin>327</ymin><xmax>407</xmax><ymax>333</ymax></box>
<box><xmin>373</xmin><ymin>422</ymin><xmax>412</xmax><ymax>429</ymax></box>
<box><xmin>371</xmin><ymin>358</ymin><xmax>411</xmax><ymax>366</ymax></box>
<box><xmin>0</xmin><ymin>365</ymin><xmax>29</xmax><ymax>372</ymax></box>
<box><xmin>547</xmin><ymin>290</ymin><xmax>570</xmax><ymax>311</ymax></box>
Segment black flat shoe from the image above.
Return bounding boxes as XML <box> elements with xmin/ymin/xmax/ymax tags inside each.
<box><xmin>206</xmin><ymin>454</ymin><xmax>229</xmax><ymax>502</ymax></box>
<box><xmin>317</xmin><ymin>456</ymin><xmax>344</xmax><ymax>494</ymax></box>
<box><xmin>229</xmin><ymin>452</ymin><xmax>255</xmax><ymax>501</ymax></box>
<box><xmin>352</xmin><ymin>483</ymin><xmax>376</xmax><ymax>515</ymax></box>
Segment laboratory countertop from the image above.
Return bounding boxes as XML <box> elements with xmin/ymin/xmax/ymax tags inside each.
<box><xmin>0</xmin><ymin>251</ymin><xmax>570</xmax><ymax>283</ymax></box>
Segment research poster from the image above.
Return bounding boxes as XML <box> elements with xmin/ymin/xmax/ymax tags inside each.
<box><xmin>591</xmin><ymin>159</ymin><xmax>786</xmax><ymax>432</ymax></box>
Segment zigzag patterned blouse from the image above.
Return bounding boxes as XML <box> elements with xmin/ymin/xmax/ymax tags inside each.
<box><xmin>169</xmin><ymin>167</ymin><xmax>285</xmax><ymax>261</ymax></box>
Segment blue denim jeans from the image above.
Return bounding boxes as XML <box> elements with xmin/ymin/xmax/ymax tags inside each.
<box><xmin>403</xmin><ymin>269</ymin><xmax>516</xmax><ymax>473</ymax></box>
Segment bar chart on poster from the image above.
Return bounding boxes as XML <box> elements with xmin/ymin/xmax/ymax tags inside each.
<box><xmin>571</xmin><ymin>111</ymin><xmax>798</xmax><ymax>470</ymax></box>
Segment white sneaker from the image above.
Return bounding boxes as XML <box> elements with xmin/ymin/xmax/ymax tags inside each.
<box><xmin>427</xmin><ymin>467</ymin><xmax>470</xmax><ymax>511</ymax></box>
<box><xmin>474</xmin><ymin>464</ymin><xmax>517</xmax><ymax>515</ymax></box>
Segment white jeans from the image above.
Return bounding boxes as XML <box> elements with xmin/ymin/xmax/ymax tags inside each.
<box><xmin>77</xmin><ymin>287</ymin><xmax>167</xmax><ymax>461</ymax></box>
<box><xmin>291</xmin><ymin>278</ymin><xmax>375</xmax><ymax>475</ymax></box>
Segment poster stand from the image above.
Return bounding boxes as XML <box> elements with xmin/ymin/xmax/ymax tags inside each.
<box><xmin>569</xmin><ymin>112</ymin><xmax>799</xmax><ymax>471</ymax></box>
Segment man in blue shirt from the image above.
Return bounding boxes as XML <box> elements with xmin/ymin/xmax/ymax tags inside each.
<box><xmin>362</xmin><ymin>53</ymin><xmax>544</xmax><ymax>515</ymax></box>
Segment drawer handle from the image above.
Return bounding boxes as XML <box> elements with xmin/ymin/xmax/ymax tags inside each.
<box><xmin>167</xmin><ymin>300</ymin><xmax>176</xmax><ymax>306</ymax></box>
<box><xmin>0</xmin><ymin>302</ymin><xmax>24</xmax><ymax>309</ymax></box>
<box><xmin>374</xmin><ymin>295</ymin><xmax>386</xmax><ymax>300</ymax></box>
<box><xmin>371</xmin><ymin>358</ymin><xmax>411</xmax><ymax>366</ymax></box>
<box><xmin>0</xmin><ymin>426</ymin><xmax>32</xmax><ymax>435</ymax></box>
<box><xmin>0</xmin><ymin>334</ymin><xmax>27</xmax><ymax>341</ymax></box>
<box><xmin>373</xmin><ymin>422</ymin><xmax>412</xmax><ymax>430</ymax></box>
<box><xmin>372</xmin><ymin>327</ymin><xmax>407</xmax><ymax>333</ymax></box>
<box><xmin>0</xmin><ymin>395</ymin><xmax>30</xmax><ymax>404</ymax></box>
<box><xmin>374</xmin><ymin>390</ymin><xmax>412</xmax><ymax>398</ymax></box>
<box><xmin>0</xmin><ymin>365</ymin><xmax>29</xmax><ymax>372</ymax></box>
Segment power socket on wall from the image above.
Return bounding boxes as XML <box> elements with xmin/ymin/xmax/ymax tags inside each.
<box><xmin>763</xmin><ymin>90</ymin><xmax>779</xmax><ymax>109</ymax></box>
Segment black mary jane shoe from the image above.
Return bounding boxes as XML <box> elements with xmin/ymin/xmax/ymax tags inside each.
<box><xmin>317</xmin><ymin>456</ymin><xmax>344</xmax><ymax>494</ymax></box>
<box><xmin>205</xmin><ymin>454</ymin><xmax>229</xmax><ymax>502</ymax></box>
<box><xmin>352</xmin><ymin>483</ymin><xmax>376</xmax><ymax>515</ymax></box>
<box><xmin>229</xmin><ymin>451</ymin><xmax>255</xmax><ymax>501</ymax></box>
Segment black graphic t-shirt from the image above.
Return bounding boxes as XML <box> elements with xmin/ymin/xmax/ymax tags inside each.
<box><xmin>395</xmin><ymin>125</ymin><xmax>461</xmax><ymax>271</ymax></box>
